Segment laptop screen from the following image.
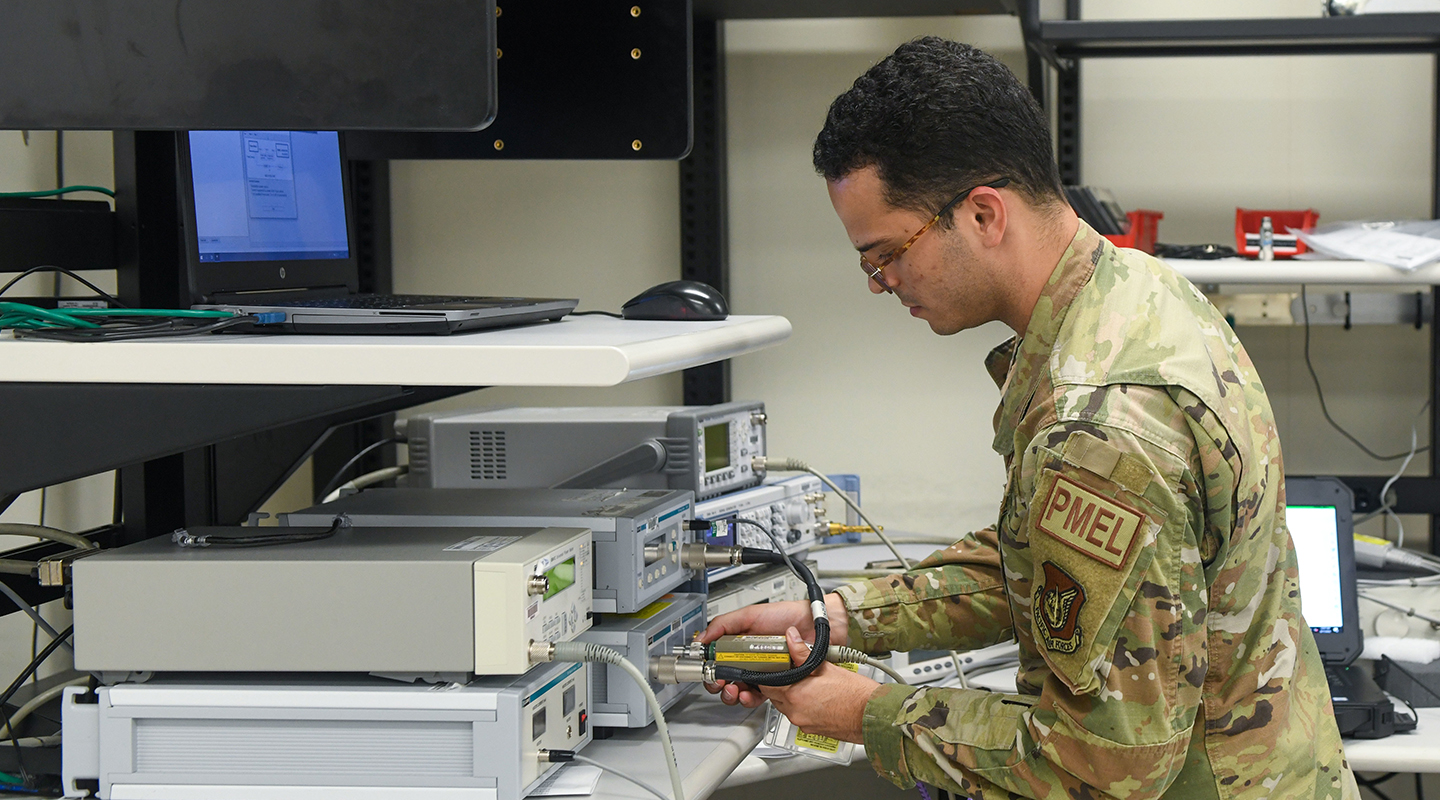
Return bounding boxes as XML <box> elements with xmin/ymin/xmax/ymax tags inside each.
<box><xmin>187</xmin><ymin>130</ymin><xmax>349</xmax><ymax>264</ymax></box>
<box><xmin>1284</xmin><ymin>477</ymin><xmax>1362</xmax><ymax>665</ymax></box>
<box><xmin>1287</xmin><ymin>505</ymin><xmax>1345</xmax><ymax>634</ymax></box>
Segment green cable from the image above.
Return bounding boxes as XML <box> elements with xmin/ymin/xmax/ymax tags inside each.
<box><xmin>0</xmin><ymin>184</ymin><xmax>115</xmax><ymax>199</ymax></box>
<box><xmin>0</xmin><ymin>303</ymin><xmax>99</xmax><ymax>329</ymax></box>
<box><xmin>0</xmin><ymin>770</ymin><xmax>21</xmax><ymax>784</ymax></box>
<box><xmin>0</xmin><ymin>303</ymin><xmax>237</xmax><ymax>332</ymax></box>
<box><xmin>63</xmin><ymin>308</ymin><xmax>234</xmax><ymax>319</ymax></box>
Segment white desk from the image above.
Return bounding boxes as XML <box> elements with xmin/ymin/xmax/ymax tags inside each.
<box><xmin>581</xmin><ymin>692</ymin><xmax>767</xmax><ymax>800</ymax></box>
<box><xmin>0</xmin><ymin>315</ymin><xmax>792</xmax><ymax>386</ymax></box>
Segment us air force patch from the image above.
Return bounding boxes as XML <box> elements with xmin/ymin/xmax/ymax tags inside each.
<box><xmin>1035</xmin><ymin>474</ymin><xmax>1143</xmax><ymax>569</ymax></box>
<box><xmin>1035</xmin><ymin>561</ymin><xmax>1085</xmax><ymax>653</ymax></box>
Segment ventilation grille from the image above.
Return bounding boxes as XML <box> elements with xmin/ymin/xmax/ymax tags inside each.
<box><xmin>591</xmin><ymin>669</ymin><xmax>608</xmax><ymax>705</ymax></box>
<box><xmin>469</xmin><ymin>429</ymin><xmax>508</xmax><ymax>481</ymax></box>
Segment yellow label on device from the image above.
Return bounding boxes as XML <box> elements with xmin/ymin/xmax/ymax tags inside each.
<box><xmin>715</xmin><ymin>652</ymin><xmax>791</xmax><ymax>663</ymax></box>
<box><xmin>794</xmin><ymin>731</ymin><xmax>841</xmax><ymax>753</ymax></box>
<box><xmin>619</xmin><ymin>599</ymin><xmax>672</xmax><ymax>620</ymax></box>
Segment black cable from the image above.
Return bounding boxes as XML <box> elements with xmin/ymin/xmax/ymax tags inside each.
<box><xmin>731</xmin><ymin>517</ymin><xmax>799</xmax><ymax>575</ymax></box>
<box><xmin>1300</xmin><ymin>286</ymin><xmax>1432</xmax><ymax>461</ymax></box>
<box><xmin>14</xmin><ymin>315</ymin><xmax>260</xmax><ymax>342</ymax></box>
<box><xmin>711</xmin><ymin>548</ymin><xmax>829</xmax><ymax>687</ymax></box>
<box><xmin>0</xmin><ymin>266</ymin><xmax>126</xmax><ymax>307</ymax></box>
<box><xmin>0</xmin><ymin>624</ymin><xmax>73</xmax><ymax>791</ymax></box>
<box><xmin>315</xmin><ymin>438</ymin><xmax>400</xmax><ymax>503</ymax></box>
<box><xmin>568</xmin><ymin>310</ymin><xmax>624</xmax><ymax>318</ymax></box>
<box><xmin>176</xmin><ymin>517</ymin><xmax>348</xmax><ymax>549</ymax></box>
<box><xmin>1356</xmin><ymin>772</ymin><xmax>1398</xmax><ymax>800</ymax></box>
<box><xmin>1153</xmin><ymin>243</ymin><xmax>1238</xmax><ymax>260</ymax></box>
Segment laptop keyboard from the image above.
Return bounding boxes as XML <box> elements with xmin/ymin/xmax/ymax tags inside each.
<box><xmin>270</xmin><ymin>295</ymin><xmax>526</xmax><ymax>310</ymax></box>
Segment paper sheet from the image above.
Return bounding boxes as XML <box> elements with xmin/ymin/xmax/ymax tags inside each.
<box><xmin>530</xmin><ymin>765</ymin><xmax>603</xmax><ymax>797</ymax></box>
<box><xmin>1296</xmin><ymin>226</ymin><xmax>1440</xmax><ymax>271</ymax></box>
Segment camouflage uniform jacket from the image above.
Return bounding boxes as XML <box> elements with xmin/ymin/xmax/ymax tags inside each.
<box><xmin>835</xmin><ymin>221</ymin><xmax>1357</xmax><ymax>800</ymax></box>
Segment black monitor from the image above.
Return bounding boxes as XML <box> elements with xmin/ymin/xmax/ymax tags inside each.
<box><xmin>178</xmin><ymin>130</ymin><xmax>358</xmax><ymax>303</ymax></box>
<box><xmin>1286</xmin><ymin>476</ymin><xmax>1363</xmax><ymax>666</ymax></box>
<box><xmin>0</xmin><ymin>0</ymin><xmax>496</xmax><ymax>131</ymax></box>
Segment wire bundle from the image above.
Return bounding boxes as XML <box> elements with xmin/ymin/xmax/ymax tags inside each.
<box><xmin>0</xmin><ymin>303</ymin><xmax>272</xmax><ymax>342</ymax></box>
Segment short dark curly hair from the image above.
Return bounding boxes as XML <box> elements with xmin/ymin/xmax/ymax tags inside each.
<box><xmin>813</xmin><ymin>37</ymin><xmax>1064</xmax><ymax>224</ymax></box>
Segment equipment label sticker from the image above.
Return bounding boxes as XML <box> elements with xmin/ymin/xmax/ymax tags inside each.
<box><xmin>1035</xmin><ymin>475</ymin><xmax>1142</xmax><ymax>569</ymax></box>
<box><xmin>444</xmin><ymin>535</ymin><xmax>523</xmax><ymax>553</ymax></box>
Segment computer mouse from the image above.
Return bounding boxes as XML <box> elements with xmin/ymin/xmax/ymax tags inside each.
<box><xmin>621</xmin><ymin>280</ymin><xmax>729</xmax><ymax>321</ymax></box>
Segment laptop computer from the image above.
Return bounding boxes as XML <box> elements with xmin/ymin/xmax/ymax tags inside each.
<box><xmin>1287</xmin><ymin>476</ymin><xmax>1413</xmax><ymax>739</ymax></box>
<box><xmin>182</xmin><ymin>130</ymin><xmax>577</xmax><ymax>334</ymax></box>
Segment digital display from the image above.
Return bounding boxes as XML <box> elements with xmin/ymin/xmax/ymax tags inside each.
<box><xmin>188</xmin><ymin>130</ymin><xmax>349</xmax><ymax>263</ymax></box>
<box><xmin>543</xmin><ymin>558</ymin><xmax>576</xmax><ymax>601</ymax></box>
<box><xmin>1287</xmin><ymin>505</ymin><xmax>1345</xmax><ymax>633</ymax></box>
<box><xmin>704</xmin><ymin>423</ymin><xmax>730</xmax><ymax>473</ymax></box>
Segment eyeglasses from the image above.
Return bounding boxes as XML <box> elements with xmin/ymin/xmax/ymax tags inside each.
<box><xmin>859</xmin><ymin>177</ymin><xmax>1011</xmax><ymax>294</ymax></box>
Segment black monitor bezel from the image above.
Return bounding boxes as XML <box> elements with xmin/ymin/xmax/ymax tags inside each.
<box><xmin>1286</xmin><ymin>476</ymin><xmax>1362</xmax><ymax>666</ymax></box>
<box><xmin>178</xmin><ymin>130</ymin><xmax>360</xmax><ymax>304</ymax></box>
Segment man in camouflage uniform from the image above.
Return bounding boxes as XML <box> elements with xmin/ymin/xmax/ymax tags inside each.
<box><xmin>702</xmin><ymin>37</ymin><xmax>1357</xmax><ymax>799</ymax></box>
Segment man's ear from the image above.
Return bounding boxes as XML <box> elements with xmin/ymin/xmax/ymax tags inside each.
<box><xmin>964</xmin><ymin>188</ymin><xmax>1007</xmax><ymax>249</ymax></box>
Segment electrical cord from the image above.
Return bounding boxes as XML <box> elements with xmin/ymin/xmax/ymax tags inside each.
<box><xmin>1357</xmin><ymin>591</ymin><xmax>1440</xmax><ymax>629</ymax></box>
<box><xmin>707</xmin><ymin>548</ymin><xmax>831</xmax><ymax>688</ymax></box>
<box><xmin>1300</xmin><ymin>286</ymin><xmax>1432</xmax><ymax>462</ymax></box>
<box><xmin>0</xmin><ymin>266</ymin><xmax>125</xmax><ymax>306</ymax></box>
<box><xmin>729</xmin><ymin>518</ymin><xmax>799</xmax><ymax>576</ymax></box>
<box><xmin>320</xmin><ymin>465</ymin><xmax>408</xmax><ymax>504</ymax></box>
<box><xmin>0</xmin><ymin>523</ymin><xmax>96</xmax><ymax>552</ymax></box>
<box><xmin>0</xmin><ymin>677</ymin><xmax>87</xmax><ymax>739</ymax></box>
<box><xmin>754</xmin><ymin>458</ymin><xmax>911</xmax><ymax>570</ymax></box>
<box><xmin>752</xmin><ymin>457</ymin><xmax>972</xmax><ymax>688</ymax></box>
<box><xmin>315</xmin><ymin>439</ymin><xmax>401</xmax><ymax>503</ymax></box>
<box><xmin>568</xmin><ymin>310</ymin><xmax>625</xmax><ymax>319</ymax></box>
<box><xmin>824</xmin><ymin>644</ymin><xmax>908</xmax><ymax>685</ymax></box>
<box><xmin>0</xmin><ymin>583</ymin><xmax>68</xmax><ymax>653</ymax></box>
<box><xmin>562</xmin><ymin>753</ymin><xmax>672</xmax><ymax>800</ymax></box>
<box><xmin>0</xmin><ymin>185</ymin><xmax>113</xmax><ymax>199</ymax></box>
<box><xmin>0</xmin><ymin>624</ymin><xmax>73</xmax><ymax>790</ymax></box>
<box><xmin>539</xmin><ymin>642</ymin><xmax>685</xmax><ymax>800</ymax></box>
<box><xmin>173</xmin><ymin>516</ymin><xmax>349</xmax><ymax>549</ymax></box>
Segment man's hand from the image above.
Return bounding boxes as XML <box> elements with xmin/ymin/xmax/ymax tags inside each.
<box><xmin>758</xmin><ymin>627</ymin><xmax>879</xmax><ymax>744</ymax></box>
<box><xmin>702</xmin><ymin>593</ymin><xmax>851</xmax><ymax>707</ymax></box>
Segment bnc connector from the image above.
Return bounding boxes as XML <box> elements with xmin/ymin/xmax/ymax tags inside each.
<box><xmin>528</xmin><ymin>641</ymin><xmax>556</xmax><ymax>664</ymax></box>
<box><xmin>649</xmin><ymin>656</ymin><xmax>715</xmax><ymax>685</ymax></box>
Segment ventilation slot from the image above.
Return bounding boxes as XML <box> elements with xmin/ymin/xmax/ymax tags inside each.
<box><xmin>469</xmin><ymin>429</ymin><xmax>507</xmax><ymax>481</ymax></box>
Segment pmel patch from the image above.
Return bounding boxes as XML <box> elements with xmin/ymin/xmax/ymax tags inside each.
<box><xmin>1036</xmin><ymin>474</ymin><xmax>1143</xmax><ymax>569</ymax></box>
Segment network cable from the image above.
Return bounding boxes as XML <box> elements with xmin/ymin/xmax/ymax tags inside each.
<box><xmin>0</xmin><ymin>266</ymin><xmax>124</xmax><ymax>306</ymax></box>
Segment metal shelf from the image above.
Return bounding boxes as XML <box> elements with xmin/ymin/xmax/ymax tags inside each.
<box><xmin>1038</xmin><ymin>13</ymin><xmax>1440</xmax><ymax>59</ymax></box>
<box><xmin>695</xmin><ymin>0</ymin><xmax>1016</xmax><ymax>19</ymax></box>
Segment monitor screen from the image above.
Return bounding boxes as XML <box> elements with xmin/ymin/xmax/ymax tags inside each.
<box><xmin>1287</xmin><ymin>504</ymin><xmax>1346</xmax><ymax>634</ymax></box>
<box><xmin>188</xmin><ymin>131</ymin><xmax>349</xmax><ymax>264</ymax></box>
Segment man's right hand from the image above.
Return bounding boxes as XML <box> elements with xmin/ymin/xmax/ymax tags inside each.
<box><xmin>699</xmin><ymin>593</ymin><xmax>851</xmax><ymax>708</ymax></box>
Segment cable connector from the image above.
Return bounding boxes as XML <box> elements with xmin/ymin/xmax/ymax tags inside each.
<box><xmin>648</xmin><ymin>656</ymin><xmax>715</xmax><ymax>685</ymax></box>
<box><xmin>678</xmin><ymin>543</ymin><xmax>743</xmax><ymax>570</ymax></box>
<box><xmin>35</xmin><ymin>548</ymin><xmax>103</xmax><ymax>587</ymax></box>
<box><xmin>752</xmin><ymin>456</ymin><xmax>809</xmax><ymax>473</ymax></box>
<box><xmin>171</xmin><ymin>528</ymin><xmax>209</xmax><ymax>548</ymax></box>
<box><xmin>541</xmin><ymin>749</ymin><xmax>576</xmax><ymax>763</ymax></box>
<box><xmin>826</xmin><ymin>522</ymin><xmax>883</xmax><ymax>536</ymax></box>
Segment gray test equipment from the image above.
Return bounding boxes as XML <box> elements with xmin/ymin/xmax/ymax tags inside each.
<box><xmin>400</xmin><ymin>401</ymin><xmax>768</xmax><ymax>500</ymax></box>
<box><xmin>72</xmin><ymin>526</ymin><xmax>592</xmax><ymax>679</ymax></box>
<box><xmin>577</xmin><ymin>592</ymin><xmax>707</xmax><ymax>729</ymax></box>
<box><xmin>62</xmin><ymin>662</ymin><xmax>591</xmax><ymax>800</ymax></box>
<box><xmin>284</xmin><ymin>488</ymin><xmax>694</xmax><ymax>614</ymax></box>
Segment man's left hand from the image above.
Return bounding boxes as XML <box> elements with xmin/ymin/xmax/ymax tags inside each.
<box><xmin>757</xmin><ymin>627</ymin><xmax>882</xmax><ymax>744</ymax></box>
